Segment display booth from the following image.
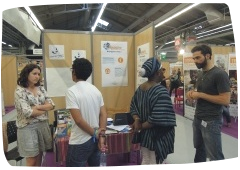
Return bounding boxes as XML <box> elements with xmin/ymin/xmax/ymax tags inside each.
<box><xmin>40</xmin><ymin>24</ymin><xmax>155</xmax><ymax>166</ymax></box>
<box><xmin>43</xmin><ymin>23</ymin><xmax>155</xmax><ymax>124</ymax></box>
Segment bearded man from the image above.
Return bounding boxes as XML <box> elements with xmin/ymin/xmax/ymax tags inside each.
<box><xmin>186</xmin><ymin>44</ymin><xmax>230</xmax><ymax>162</ymax></box>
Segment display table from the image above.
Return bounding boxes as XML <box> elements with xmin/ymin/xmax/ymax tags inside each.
<box><xmin>53</xmin><ymin>132</ymin><xmax>141</xmax><ymax>166</ymax></box>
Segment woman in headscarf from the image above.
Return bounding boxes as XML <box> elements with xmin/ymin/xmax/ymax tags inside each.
<box><xmin>130</xmin><ymin>57</ymin><xmax>176</xmax><ymax>164</ymax></box>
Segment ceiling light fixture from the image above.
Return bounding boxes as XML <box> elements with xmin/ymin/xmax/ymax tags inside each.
<box><xmin>197</xmin><ymin>28</ymin><xmax>233</xmax><ymax>39</ymax></box>
<box><xmin>24</xmin><ymin>6</ymin><xmax>44</xmax><ymax>30</ymax></box>
<box><xmin>165</xmin><ymin>40</ymin><xmax>175</xmax><ymax>45</ymax></box>
<box><xmin>163</xmin><ymin>26</ymin><xmax>233</xmax><ymax>47</ymax></box>
<box><xmin>225</xmin><ymin>43</ymin><xmax>235</xmax><ymax>46</ymax></box>
<box><xmin>91</xmin><ymin>3</ymin><xmax>108</xmax><ymax>32</ymax></box>
<box><xmin>196</xmin><ymin>24</ymin><xmax>232</xmax><ymax>35</ymax></box>
<box><xmin>179</xmin><ymin>49</ymin><xmax>185</xmax><ymax>54</ymax></box>
<box><xmin>98</xmin><ymin>18</ymin><xmax>109</xmax><ymax>27</ymax></box>
<box><xmin>155</xmin><ymin>3</ymin><xmax>200</xmax><ymax>28</ymax></box>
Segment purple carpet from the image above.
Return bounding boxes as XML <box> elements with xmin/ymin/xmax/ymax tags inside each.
<box><xmin>173</xmin><ymin>104</ymin><xmax>184</xmax><ymax>116</ymax></box>
<box><xmin>4</xmin><ymin>106</ymin><xmax>15</xmax><ymax>114</ymax></box>
<box><xmin>40</xmin><ymin>152</ymin><xmax>171</xmax><ymax>170</ymax></box>
<box><xmin>221</xmin><ymin>117</ymin><xmax>238</xmax><ymax>139</ymax></box>
<box><xmin>42</xmin><ymin>151</ymin><xmax>140</xmax><ymax>167</ymax></box>
<box><xmin>173</xmin><ymin>104</ymin><xmax>238</xmax><ymax>139</ymax></box>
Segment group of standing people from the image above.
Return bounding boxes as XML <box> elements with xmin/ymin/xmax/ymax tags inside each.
<box><xmin>14</xmin><ymin>44</ymin><xmax>230</xmax><ymax>166</ymax></box>
<box><xmin>14</xmin><ymin>58</ymin><xmax>108</xmax><ymax>167</ymax></box>
<box><xmin>161</xmin><ymin>67</ymin><xmax>182</xmax><ymax>97</ymax></box>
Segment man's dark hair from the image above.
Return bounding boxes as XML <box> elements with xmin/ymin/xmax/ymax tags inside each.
<box><xmin>17</xmin><ymin>64</ymin><xmax>41</xmax><ymax>87</ymax></box>
<box><xmin>191</xmin><ymin>44</ymin><xmax>212</xmax><ymax>59</ymax></box>
<box><xmin>72</xmin><ymin>58</ymin><xmax>92</xmax><ymax>81</ymax></box>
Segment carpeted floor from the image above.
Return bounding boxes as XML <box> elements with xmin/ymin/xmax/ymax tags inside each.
<box><xmin>221</xmin><ymin>117</ymin><xmax>238</xmax><ymax>138</ymax></box>
<box><xmin>4</xmin><ymin>106</ymin><xmax>15</xmax><ymax>114</ymax></box>
<box><xmin>173</xmin><ymin>104</ymin><xmax>238</xmax><ymax>139</ymax></box>
<box><xmin>42</xmin><ymin>151</ymin><xmax>140</xmax><ymax>167</ymax></box>
<box><xmin>41</xmin><ymin>152</ymin><xmax>171</xmax><ymax>170</ymax></box>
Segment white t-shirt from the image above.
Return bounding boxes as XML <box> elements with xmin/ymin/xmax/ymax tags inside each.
<box><xmin>65</xmin><ymin>81</ymin><xmax>104</xmax><ymax>144</ymax></box>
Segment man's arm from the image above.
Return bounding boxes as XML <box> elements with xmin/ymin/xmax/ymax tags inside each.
<box><xmin>99</xmin><ymin>105</ymin><xmax>107</xmax><ymax>130</ymax></box>
<box><xmin>190</xmin><ymin>91</ymin><xmax>230</xmax><ymax>106</ymax></box>
<box><xmin>70</xmin><ymin>108</ymin><xmax>95</xmax><ymax>136</ymax></box>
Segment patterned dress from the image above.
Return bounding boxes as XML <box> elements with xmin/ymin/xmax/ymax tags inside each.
<box><xmin>130</xmin><ymin>84</ymin><xmax>176</xmax><ymax>164</ymax></box>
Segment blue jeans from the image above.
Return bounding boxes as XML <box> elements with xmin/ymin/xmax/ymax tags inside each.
<box><xmin>192</xmin><ymin>117</ymin><xmax>224</xmax><ymax>162</ymax></box>
<box><xmin>66</xmin><ymin>138</ymin><xmax>100</xmax><ymax>167</ymax></box>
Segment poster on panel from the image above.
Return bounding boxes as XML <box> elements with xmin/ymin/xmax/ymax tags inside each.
<box><xmin>183</xmin><ymin>52</ymin><xmax>199</xmax><ymax>120</ymax></box>
<box><xmin>136</xmin><ymin>43</ymin><xmax>150</xmax><ymax>89</ymax></box>
<box><xmin>228</xmin><ymin>53</ymin><xmax>238</xmax><ymax>118</ymax></box>
<box><xmin>72</xmin><ymin>50</ymin><xmax>86</xmax><ymax>61</ymax></box>
<box><xmin>101</xmin><ymin>41</ymin><xmax>128</xmax><ymax>87</ymax></box>
<box><xmin>49</xmin><ymin>45</ymin><xmax>65</xmax><ymax>60</ymax></box>
<box><xmin>71</xmin><ymin>50</ymin><xmax>92</xmax><ymax>84</ymax></box>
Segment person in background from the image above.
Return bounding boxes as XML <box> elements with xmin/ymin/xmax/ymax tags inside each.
<box><xmin>222</xmin><ymin>105</ymin><xmax>231</xmax><ymax>127</ymax></box>
<box><xmin>186</xmin><ymin>44</ymin><xmax>230</xmax><ymax>162</ymax></box>
<box><xmin>177</xmin><ymin>68</ymin><xmax>183</xmax><ymax>86</ymax></box>
<box><xmin>169</xmin><ymin>69</ymin><xmax>180</xmax><ymax>97</ymax></box>
<box><xmin>65</xmin><ymin>58</ymin><xmax>107</xmax><ymax>167</ymax></box>
<box><xmin>160</xmin><ymin>67</ymin><xmax>167</xmax><ymax>88</ymax></box>
<box><xmin>177</xmin><ymin>68</ymin><xmax>181</xmax><ymax>79</ymax></box>
<box><xmin>14</xmin><ymin>64</ymin><xmax>55</xmax><ymax>166</ymax></box>
<box><xmin>130</xmin><ymin>57</ymin><xmax>176</xmax><ymax>164</ymax></box>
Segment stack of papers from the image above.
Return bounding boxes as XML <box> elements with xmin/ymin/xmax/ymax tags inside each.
<box><xmin>105</xmin><ymin>129</ymin><xmax>118</xmax><ymax>134</ymax></box>
<box><xmin>107</xmin><ymin>124</ymin><xmax>131</xmax><ymax>132</ymax></box>
<box><xmin>107</xmin><ymin>118</ymin><xmax>113</xmax><ymax>122</ymax></box>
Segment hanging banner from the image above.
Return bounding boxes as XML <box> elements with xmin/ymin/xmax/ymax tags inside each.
<box><xmin>183</xmin><ymin>52</ymin><xmax>200</xmax><ymax>120</ymax></box>
<box><xmin>136</xmin><ymin>43</ymin><xmax>150</xmax><ymax>89</ymax></box>
<box><xmin>214</xmin><ymin>54</ymin><xmax>228</xmax><ymax>72</ymax></box>
<box><xmin>228</xmin><ymin>53</ymin><xmax>237</xmax><ymax>118</ymax></box>
<box><xmin>101</xmin><ymin>41</ymin><xmax>128</xmax><ymax>87</ymax></box>
<box><xmin>174</xmin><ymin>35</ymin><xmax>181</xmax><ymax>51</ymax></box>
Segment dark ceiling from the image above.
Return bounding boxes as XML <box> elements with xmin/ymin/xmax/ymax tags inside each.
<box><xmin>1</xmin><ymin>3</ymin><xmax>234</xmax><ymax>56</ymax></box>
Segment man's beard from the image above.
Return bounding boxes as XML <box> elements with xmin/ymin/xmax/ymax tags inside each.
<box><xmin>195</xmin><ymin>57</ymin><xmax>207</xmax><ymax>69</ymax></box>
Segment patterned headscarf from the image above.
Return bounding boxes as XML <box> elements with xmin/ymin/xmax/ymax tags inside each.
<box><xmin>139</xmin><ymin>57</ymin><xmax>161</xmax><ymax>78</ymax></box>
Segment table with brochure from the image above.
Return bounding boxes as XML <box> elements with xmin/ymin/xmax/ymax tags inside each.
<box><xmin>53</xmin><ymin>109</ymin><xmax>141</xmax><ymax>166</ymax></box>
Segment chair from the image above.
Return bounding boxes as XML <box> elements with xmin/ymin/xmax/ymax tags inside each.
<box><xmin>174</xmin><ymin>88</ymin><xmax>184</xmax><ymax>108</ymax></box>
<box><xmin>3</xmin><ymin>120</ymin><xmax>24</xmax><ymax>166</ymax></box>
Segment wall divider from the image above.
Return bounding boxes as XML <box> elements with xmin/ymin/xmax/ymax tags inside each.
<box><xmin>42</xmin><ymin>24</ymin><xmax>155</xmax><ymax>123</ymax></box>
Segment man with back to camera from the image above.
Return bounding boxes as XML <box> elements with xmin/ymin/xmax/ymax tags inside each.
<box><xmin>65</xmin><ymin>58</ymin><xmax>107</xmax><ymax>167</ymax></box>
<box><xmin>186</xmin><ymin>44</ymin><xmax>230</xmax><ymax>162</ymax></box>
